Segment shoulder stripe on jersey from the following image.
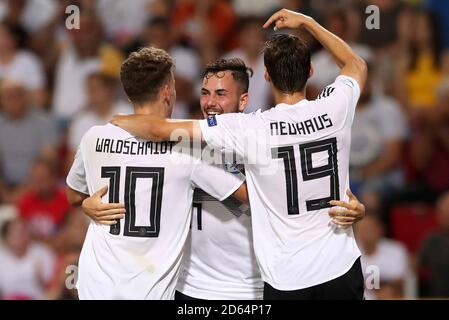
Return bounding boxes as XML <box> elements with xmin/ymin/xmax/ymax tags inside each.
<box><xmin>317</xmin><ymin>86</ymin><xmax>335</xmax><ymax>99</ymax></box>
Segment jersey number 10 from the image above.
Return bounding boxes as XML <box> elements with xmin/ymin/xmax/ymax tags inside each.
<box><xmin>101</xmin><ymin>166</ymin><xmax>165</xmax><ymax>237</ymax></box>
<box><xmin>272</xmin><ymin>137</ymin><xmax>340</xmax><ymax>215</ymax></box>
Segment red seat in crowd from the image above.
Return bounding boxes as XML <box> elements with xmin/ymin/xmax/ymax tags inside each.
<box><xmin>391</xmin><ymin>204</ymin><xmax>438</xmax><ymax>254</ymax></box>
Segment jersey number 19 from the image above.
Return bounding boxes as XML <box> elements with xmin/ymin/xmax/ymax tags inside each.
<box><xmin>272</xmin><ymin>137</ymin><xmax>340</xmax><ymax>215</ymax></box>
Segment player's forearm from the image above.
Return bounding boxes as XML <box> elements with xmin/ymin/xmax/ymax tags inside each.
<box><xmin>112</xmin><ymin>114</ymin><xmax>202</xmax><ymax>142</ymax></box>
<box><xmin>111</xmin><ymin>114</ymin><xmax>166</xmax><ymax>141</ymax></box>
<box><xmin>303</xmin><ymin>18</ymin><xmax>366</xmax><ymax>73</ymax></box>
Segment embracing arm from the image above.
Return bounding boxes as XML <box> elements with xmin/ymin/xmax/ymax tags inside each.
<box><xmin>111</xmin><ymin>115</ymin><xmax>202</xmax><ymax>142</ymax></box>
<box><xmin>328</xmin><ymin>189</ymin><xmax>366</xmax><ymax>226</ymax></box>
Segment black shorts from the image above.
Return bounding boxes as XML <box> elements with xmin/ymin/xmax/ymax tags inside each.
<box><xmin>174</xmin><ymin>290</ymin><xmax>204</xmax><ymax>300</ymax></box>
<box><xmin>263</xmin><ymin>257</ymin><xmax>364</xmax><ymax>300</ymax></box>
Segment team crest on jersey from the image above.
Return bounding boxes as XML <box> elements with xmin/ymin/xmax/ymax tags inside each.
<box><xmin>317</xmin><ymin>86</ymin><xmax>335</xmax><ymax>99</ymax></box>
<box><xmin>207</xmin><ymin>114</ymin><xmax>217</xmax><ymax>126</ymax></box>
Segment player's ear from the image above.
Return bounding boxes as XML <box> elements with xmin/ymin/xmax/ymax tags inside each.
<box><xmin>264</xmin><ymin>67</ymin><xmax>271</xmax><ymax>83</ymax></box>
<box><xmin>309</xmin><ymin>63</ymin><xmax>314</xmax><ymax>79</ymax></box>
<box><xmin>161</xmin><ymin>84</ymin><xmax>170</xmax><ymax>106</ymax></box>
<box><xmin>238</xmin><ymin>92</ymin><xmax>249</xmax><ymax>113</ymax></box>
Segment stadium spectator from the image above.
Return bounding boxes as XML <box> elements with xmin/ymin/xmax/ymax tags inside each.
<box><xmin>95</xmin><ymin>0</ymin><xmax>154</xmax><ymax>48</ymax></box>
<box><xmin>0</xmin><ymin>218</ymin><xmax>55</xmax><ymax>299</ymax></box>
<box><xmin>355</xmin><ymin>214</ymin><xmax>409</xmax><ymax>300</ymax></box>
<box><xmin>0</xmin><ymin>21</ymin><xmax>46</xmax><ymax>108</ymax></box>
<box><xmin>417</xmin><ymin>191</ymin><xmax>449</xmax><ymax>297</ymax></box>
<box><xmin>394</xmin><ymin>10</ymin><xmax>443</xmax><ymax>113</ymax></box>
<box><xmin>46</xmin><ymin>208</ymin><xmax>88</xmax><ymax>300</ymax></box>
<box><xmin>172</xmin><ymin>0</ymin><xmax>236</xmax><ymax>59</ymax></box>
<box><xmin>232</xmin><ymin>0</ymin><xmax>280</xmax><ymax>17</ymax></box>
<box><xmin>0</xmin><ymin>0</ymin><xmax>57</xmax><ymax>35</ymax></box>
<box><xmin>16</xmin><ymin>158</ymin><xmax>71</xmax><ymax>242</ymax></box>
<box><xmin>52</xmin><ymin>12</ymin><xmax>122</xmax><ymax>124</ymax></box>
<box><xmin>407</xmin><ymin>79</ymin><xmax>449</xmax><ymax>199</ymax></box>
<box><xmin>0</xmin><ymin>80</ymin><xmax>58</xmax><ymax>204</ymax></box>
<box><xmin>67</xmin><ymin>71</ymin><xmax>132</xmax><ymax>160</ymax></box>
<box><xmin>350</xmin><ymin>68</ymin><xmax>408</xmax><ymax>215</ymax></box>
<box><xmin>142</xmin><ymin>16</ymin><xmax>200</xmax><ymax>118</ymax></box>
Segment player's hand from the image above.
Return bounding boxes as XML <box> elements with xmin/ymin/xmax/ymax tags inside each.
<box><xmin>328</xmin><ymin>189</ymin><xmax>365</xmax><ymax>226</ymax></box>
<box><xmin>263</xmin><ymin>9</ymin><xmax>313</xmax><ymax>31</ymax></box>
<box><xmin>82</xmin><ymin>186</ymin><xmax>126</xmax><ymax>225</ymax></box>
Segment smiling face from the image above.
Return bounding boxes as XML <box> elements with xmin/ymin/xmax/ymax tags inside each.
<box><xmin>200</xmin><ymin>71</ymin><xmax>247</xmax><ymax>118</ymax></box>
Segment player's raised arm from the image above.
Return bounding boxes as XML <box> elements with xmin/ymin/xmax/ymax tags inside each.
<box><xmin>111</xmin><ymin>114</ymin><xmax>202</xmax><ymax>142</ymax></box>
<box><xmin>263</xmin><ymin>9</ymin><xmax>367</xmax><ymax>89</ymax></box>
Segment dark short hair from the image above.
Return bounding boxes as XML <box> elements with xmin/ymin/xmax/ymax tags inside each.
<box><xmin>263</xmin><ymin>34</ymin><xmax>311</xmax><ymax>93</ymax></box>
<box><xmin>120</xmin><ymin>47</ymin><xmax>174</xmax><ymax>105</ymax></box>
<box><xmin>203</xmin><ymin>58</ymin><xmax>253</xmax><ymax>93</ymax></box>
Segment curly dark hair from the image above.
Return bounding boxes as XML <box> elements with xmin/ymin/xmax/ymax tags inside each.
<box><xmin>263</xmin><ymin>34</ymin><xmax>311</xmax><ymax>93</ymax></box>
<box><xmin>120</xmin><ymin>47</ymin><xmax>174</xmax><ymax>105</ymax></box>
<box><xmin>203</xmin><ymin>58</ymin><xmax>254</xmax><ymax>94</ymax></box>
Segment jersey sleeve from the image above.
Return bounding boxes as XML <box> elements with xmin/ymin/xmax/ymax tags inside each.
<box><xmin>199</xmin><ymin>112</ymin><xmax>271</xmax><ymax>166</ymax></box>
<box><xmin>66</xmin><ymin>145</ymin><xmax>89</xmax><ymax>195</ymax></box>
<box><xmin>318</xmin><ymin>75</ymin><xmax>361</xmax><ymax>112</ymax></box>
<box><xmin>198</xmin><ymin>113</ymin><xmax>246</xmax><ymax>157</ymax></box>
<box><xmin>191</xmin><ymin>158</ymin><xmax>245</xmax><ymax>202</ymax></box>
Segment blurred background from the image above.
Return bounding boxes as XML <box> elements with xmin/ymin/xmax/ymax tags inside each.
<box><xmin>0</xmin><ymin>0</ymin><xmax>448</xmax><ymax>300</ymax></box>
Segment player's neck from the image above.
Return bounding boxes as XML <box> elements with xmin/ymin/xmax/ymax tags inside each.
<box><xmin>133</xmin><ymin>102</ymin><xmax>166</xmax><ymax>118</ymax></box>
<box><xmin>273</xmin><ymin>89</ymin><xmax>306</xmax><ymax>106</ymax></box>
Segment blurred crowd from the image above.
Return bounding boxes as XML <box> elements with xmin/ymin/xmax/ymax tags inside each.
<box><xmin>0</xmin><ymin>0</ymin><xmax>448</xmax><ymax>300</ymax></box>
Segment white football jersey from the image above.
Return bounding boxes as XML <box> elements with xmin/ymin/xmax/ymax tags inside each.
<box><xmin>66</xmin><ymin>123</ymin><xmax>243</xmax><ymax>300</ymax></box>
<box><xmin>198</xmin><ymin>75</ymin><xmax>362</xmax><ymax>290</ymax></box>
<box><xmin>177</xmin><ymin>157</ymin><xmax>263</xmax><ymax>300</ymax></box>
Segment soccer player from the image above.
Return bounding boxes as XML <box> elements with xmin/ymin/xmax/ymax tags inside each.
<box><xmin>65</xmin><ymin>47</ymin><xmax>248</xmax><ymax>300</ymax></box>
<box><xmin>111</xmin><ymin>9</ymin><xmax>368</xmax><ymax>300</ymax></box>
<box><xmin>176</xmin><ymin>58</ymin><xmax>263</xmax><ymax>300</ymax></box>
